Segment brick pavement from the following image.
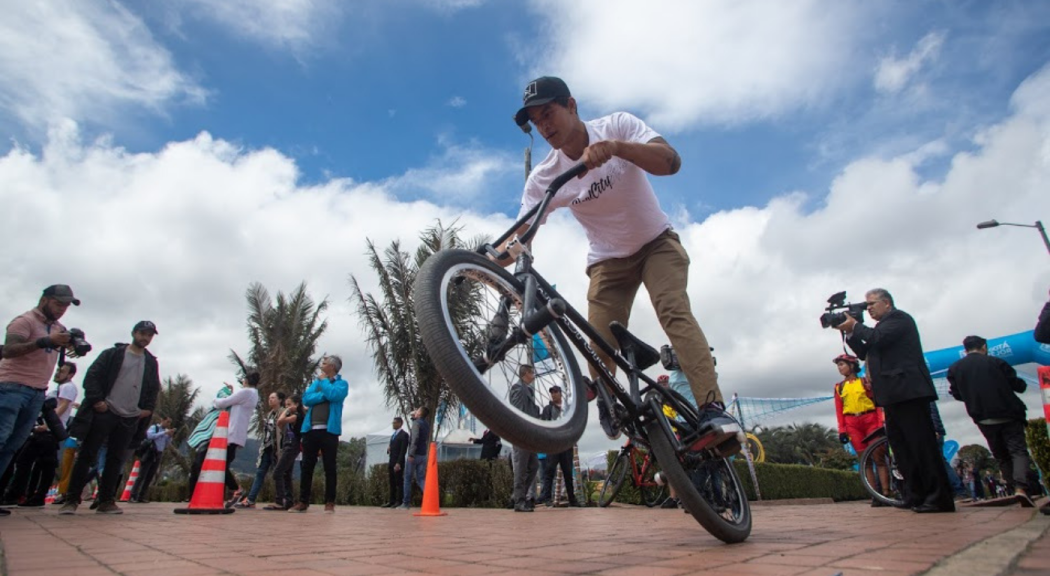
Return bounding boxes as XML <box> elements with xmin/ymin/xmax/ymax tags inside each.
<box><xmin>0</xmin><ymin>501</ymin><xmax>1045</xmax><ymax>576</ymax></box>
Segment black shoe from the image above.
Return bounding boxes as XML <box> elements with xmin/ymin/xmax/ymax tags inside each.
<box><xmin>912</xmin><ymin>503</ymin><xmax>954</xmax><ymax>513</ymax></box>
<box><xmin>380</xmin><ymin>502</ymin><xmax>393</xmax><ymax>508</ymax></box>
<box><xmin>17</xmin><ymin>500</ymin><xmax>45</xmax><ymax>508</ymax></box>
<box><xmin>1040</xmin><ymin>502</ymin><xmax>1050</xmax><ymax>516</ymax></box>
<box><xmin>597</xmin><ymin>397</ymin><xmax>622</xmax><ymax>440</ymax></box>
<box><xmin>661</xmin><ymin>497</ymin><xmax>679</xmax><ymax>509</ymax></box>
<box><xmin>525</xmin><ymin>500</ymin><xmax>535</xmax><ymax>511</ymax></box>
<box><xmin>870</xmin><ymin>498</ymin><xmax>887</xmax><ymax>508</ymax></box>
<box><xmin>89</xmin><ymin>500</ymin><xmax>101</xmax><ymax>511</ymax></box>
<box><xmin>513</xmin><ymin>501</ymin><xmax>533</xmax><ymax>512</ymax></box>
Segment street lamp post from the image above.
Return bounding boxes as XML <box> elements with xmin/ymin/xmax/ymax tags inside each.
<box><xmin>976</xmin><ymin>219</ymin><xmax>1050</xmax><ymax>257</ymax></box>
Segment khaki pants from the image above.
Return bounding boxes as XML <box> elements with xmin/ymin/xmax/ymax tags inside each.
<box><xmin>586</xmin><ymin>230</ymin><xmax>722</xmax><ymax>405</ymax></box>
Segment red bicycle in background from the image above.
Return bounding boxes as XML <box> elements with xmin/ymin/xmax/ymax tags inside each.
<box><xmin>598</xmin><ymin>438</ymin><xmax>667</xmax><ymax>508</ymax></box>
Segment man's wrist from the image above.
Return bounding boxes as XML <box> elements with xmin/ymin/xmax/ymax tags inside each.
<box><xmin>36</xmin><ymin>337</ymin><xmax>51</xmax><ymax>349</ymax></box>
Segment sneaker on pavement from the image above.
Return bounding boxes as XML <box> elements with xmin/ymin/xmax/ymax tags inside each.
<box><xmin>513</xmin><ymin>501</ymin><xmax>533</xmax><ymax>512</ymax></box>
<box><xmin>396</xmin><ymin>503</ymin><xmax>410</xmax><ymax>510</ymax></box>
<box><xmin>288</xmin><ymin>502</ymin><xmax>309</xmax><ymax>513</ymax></box>
<box><xmin>233</xmin><ymin>500</ymin><xmax>256</xmax><ymax>509</ymax></box>
<box><xmin>660</xmin><ymin>497</ymin><xmax>679</xmax><ymax>509</ymax></box>
<box><xmin>88</xmin><ymin>500</ymin><xmax>101</xmax><ymax>511</ymax></box>
<box><xmin>324</xmin><ymin>503</ymin><xmax>335</xmax><ymax>514</ymax></box>
<box><xmin>691</xmin><ymin>402</ymin><xmax>743</xmax><ymax>453</ymax></box>
<box><xmin>58</xmin><ymin>502</ymin><xmax>78</xmax><ymax>515</ymax></box>
<box><xmin>17</xmin><ymin>500</ymin><xmax>45</xmax><ymax>508</ymax></box>
<box><xmin>95</xmin><ymin>501</ymin><xmax>123</xmax><ymax>514</ymax></box>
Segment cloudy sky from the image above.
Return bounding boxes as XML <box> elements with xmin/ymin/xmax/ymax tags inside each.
<box><xmin>2</xmin><ymin>0</ymin><xmax>1050</xmax><ymax>462</ymax></box>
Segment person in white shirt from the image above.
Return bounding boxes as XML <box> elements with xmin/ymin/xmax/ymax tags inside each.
<box><xmin>504</xmin><ymin>77</ymin><xmax>734</xmax><ymax>443</ymax></box>
<box><xmin>212</xmin><ymin>372</ymin><xmax>260</xmax><ymax>507</ymax></box>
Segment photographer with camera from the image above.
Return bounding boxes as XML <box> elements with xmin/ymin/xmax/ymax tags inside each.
<box><xmin>0</xmin><ymin>285</ymin><xmax>81</xmax><ymax>517</ymax></box>
<box><xmin>834</xmin><ymin>289</ymin><xmax>954</xmax><ymax>513</ymax></box>
<box><xmin>60</xmin><ymin>321</ymin><xmax>161</xmax><ymax>515</ymax></box>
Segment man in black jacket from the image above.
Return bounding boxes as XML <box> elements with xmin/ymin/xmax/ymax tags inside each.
<box><xmin>383</xmin><ymin>416</ymin><xmax>409</xmax><ymax>508</ymax></box>
<box><xmin>59</xmin><ymin>321</ymin><xmax>161</xmax><ymax>515</ymax></box>
<box><xmin>836</xmin><ymin>289</ymin><xmax>954</xmax><ymax>513</ymax></box>
<box><xmin>948</xmin><ymin>335</ymin><xmax>1032</xmax><ymax>501</ymax></box>
<box><xmin>470</xmin><ymin>429</ymin><xmax>502</xmax><ymax>461</ymax></box>
<box><xmin>1036</xmin><ymin>288</ymin><xmax>1050</xmax><ymax>344</ymax></box>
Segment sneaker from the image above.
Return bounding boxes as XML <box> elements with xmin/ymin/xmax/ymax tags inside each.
<box><xmin>513</xmin><ymin>501</ymin><xmax>533</xmax><ymax>512</ymax></box>
<box><xmin>17</xmin><ymin>500</ymin><xmax>45</xmax><ymax>508</ymax></box>
<box><xmin>324</xmin><ymin>503</ymin><xmax>335</xmax><ymax>514</ymax></box>
<box><xmin>525</xmin><ymin>499</ymin><xmax>535</xmax><ymax>511</ymax></box>
<box><xmin>89</xmin><ymin>500</ymin><xmax>101</xmax><ymax>511</ymax></box>
<box><xmin>0</xmin><ymin>500</ymin><xmax>18</xmax><ymax>508</ymax></box>
<box><xmin>597</xmin><ymin>397</ymin><xmax>622</xmax><ymax>440</ymax></box>
<box><xmin>233</xmin><ymin>500</ymin><xmax>256</xmax><ymax>509</ymax></box>
<box><xmin>661</xmin><ymin>497</ymin><xmax>679</xmax><ymax>509</ymax></box>
<box><xmin>95</xmin><ymin>501</ymin><xmax>123</xmax><ymax>514</ymax></box>
<box><xmin>288</xmin><ymin>502</ymin><xmax>309</xmax><ymax>513</ymax></box>
<box><xmin>870</xmin><ymin>498</ymin><xmax>887</xmax><ymax>508</ymax></box>
<box><xmin>58</xmin><ymin>501</ymin><xmax>78</xmax><ymax>515</ymax></box>
<box><xmin>691</xmin><ymin>402</ymin><xmax>743</xmax><ymax>453</ymax></box>
<box><xmin>396</xmin><ymin>503</ymin><xmax>410</xmax><ymax>510</ymax></box>
<box><xmin>225</xmin><ymin>489</ymin><xmax>245</xmax><ymax>509</ymax></box>
<box><xmin>51</xmin><ymin>495</ymin><xmax>67</xmax><ymax>505</ymax></box>
<box><xmin>380</xmin><ymin>502</ymin><xmax>393</xmax><ymax>508</ymax></box>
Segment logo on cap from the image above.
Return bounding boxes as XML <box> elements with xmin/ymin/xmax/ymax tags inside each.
<box><xmin>523</xmin><ymin>81</ymin><xmax>538</xmax><ymax>102</ymax></box>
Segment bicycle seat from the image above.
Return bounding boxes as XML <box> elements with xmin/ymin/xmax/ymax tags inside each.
<box><xmin>610</xmin><ymin>322</ymin><xmax>661</xmax><ymax>370</ymax></box>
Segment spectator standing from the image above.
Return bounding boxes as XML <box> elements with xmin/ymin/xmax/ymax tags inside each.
<box><xmin>470</xmin><ymin>429</ymin><xmax>502</xmax><ymax>461</ymax></box>
<box><xmin>0</xmin><ymin>285</ymin><xmax>78</xmax><ymax>516</ymax></box>
<box><xmin>265</xmin><ymin>394</ymin><xmax>304</xmax><ymax>510</ymax></box>
<box><xmin>185</xmin><ymin>384</ymin><xmax>233</xmax><ymax>497</ymax></box>
<box><xmin>398</xmin><ymin>406</ymin><xmax>431</xmax><ymax>510</ymax></box>
<box><xmin>60</xmin><ymin>320</ymin><xmax>161</xmax><ymax>515</ymax></box>
<box><xmin>837</xmin><ymin>289</ymin><xmax>954</xmax><ymax>513</ymax></box>
<box><xmin>289</xmin><ymin>356</ymin><xmax>348</xmax><ymax>514</ymax></box>
<box><xmin>235</xmin><ymin>391</ymin><xmax>286</xmax><ymax>508</ymax></box>
<box><xmin>129</xmin><ymin>416</ymin><xmax>173</xmax><ymax>503</ymax></box>
<box><xmin>50</xmin><ymin>362</ymin><xmax>79</xmax><ymax>503</ymax></box>
<box><xmin>538</xmin><ymin>385</ymin><xmax>580</xmax><ymax>507</ymax></box>
<box><xmin>948</xmin><ymin>335</ymin><xmax>1033</xmax><ymax>503</ymax></box>
<box><xmin>382</xmin><ymin>416</ymin><xmax>409</xmax><ymax>508</ymax></box>
<box><xmin>509</xmin><ymin>365</ymin><xmax>540</xmax><ymax>512</ymax></box>
<box><xmin>214</xmin><ymin>372</ymin><xmax>261</xmax><ymax>508</ymax></box>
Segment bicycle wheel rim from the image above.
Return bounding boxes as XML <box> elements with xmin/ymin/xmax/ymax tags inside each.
<box><xmin>599</xmin><ymin>452</ymin><xmax>629</xmax><ymax>507</ymax></box>
<box><xmin>859</xmin><ymin>436</ymin><xmax>905</xmax><ymax>507</ymax></box>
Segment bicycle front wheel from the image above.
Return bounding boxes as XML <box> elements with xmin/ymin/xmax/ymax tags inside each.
<box><xmin>647</xmin><ymin>422</ymin><xmax>751</xmax><ymax>543</ymax></box>
<box><xmin>599</xmin><ymin>451</ymin><xmax>629</xmax><ymax>507</ymax></box>
<box><xmin>859</xmin><ymin>436</ymin><xmax>905</xmax><ymax>507</ymax></box>
<box><xmin>414</xmin><ymin>249</ymin><xmax>586</xmax><ymax>454</ymax></box>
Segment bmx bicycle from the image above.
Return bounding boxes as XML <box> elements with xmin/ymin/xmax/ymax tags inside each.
<box><xmin>599</xmin><ymin>438</ymin><xmax>667</xmax><ymax>508</ymax></box>
<box><xmin>857</xmin><ymin>427</ymin><xmax>905</xmax><ymax>507</ymax></box>
<box><xmin>413</xmin><ymin>163</ymin><xmax>752</xmax><ymax>543</ymax></box>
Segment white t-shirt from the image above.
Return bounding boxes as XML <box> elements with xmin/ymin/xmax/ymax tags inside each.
<box><xmin>214</xmin><ymin>387</ymin><xmax>260</xmax><ymax>448</ymax></box>
<box><xmin>518</xmin><ymin>112</ymin><xmax>671</xmax><ymax>267</ymax></box>
<box><xmin>47</xmin><ymin>381</ymin><xmax>79</xmax><ymax>426</ymax></box>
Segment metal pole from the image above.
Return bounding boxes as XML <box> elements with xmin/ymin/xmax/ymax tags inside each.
<box><xmin>1036</xmin><ymin>221</ymin><xmax>1050</xmax><ymax>257</ymax></box>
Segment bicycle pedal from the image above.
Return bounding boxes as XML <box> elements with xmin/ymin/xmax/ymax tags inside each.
<box><xmin>713</xmin><ymin>431</ymin><xmax>746</xmax><ymax>458</ymax></box>
<box><xmin>688</xmin><ymin>422</ymin><xmax>742</xmax><ymax>452</ymax></box>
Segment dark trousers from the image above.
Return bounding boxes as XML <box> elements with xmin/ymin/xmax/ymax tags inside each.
<box><xmin>884</xmin><ymin>399</ymin><xmax>953</xmax><ymax>509</ymax></box>
<box><xmin>5</xmin><ymin>434</ymin><xmax>58</xmax><ymax>502</ymax></box>
<box><xmin>388</xmin><ymin>461</ymin><xmax>404</xmax><ymax>505</ymax></box>
<box><xmin>539</xmin><ymin>449</ymin><xmax>577</xmax><ymax>504</ymax></box>
<box><xmin>187</xmin><ymin>443</ymin><xmax>239</xmax><ymax>496</ymax></box>
<box><xmin>273</xmin><ymin>442</ymin><xmax>299</xmax><ymax>506</ymax></box>
<box><xmin>978</xmin><ymin>420</ymin><xmax>1031</xmax><ymax>492</ymax></box>
<box><xmin>66</xmin><ymin>412</ymin><xmax>138</xmax><ymax>504</ymax></box>
<box><xmin>299</xmin><ymin>430</ymin><xmax>338</xmax><ymax>504</ymax></box>
<box><xmin>131</xmin><ymin>448</ymin><xmax>162</xmax><ymax>501</ymax></box>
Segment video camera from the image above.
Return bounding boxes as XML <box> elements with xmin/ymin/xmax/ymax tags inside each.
<box><xmin>66</xmin><ymin>328</ymin><xmax>92</xmax><ymax>357</ymax></box>
<box><xmin>819</xmin><ymin>291</ymin><xmax>867</xmax><ymax>329</ymax></box>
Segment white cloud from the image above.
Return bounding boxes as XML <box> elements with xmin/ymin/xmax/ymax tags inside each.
<box><xmin>523</xmin><ymin>0</ymin><xmax>868</xmax><ymax>129</ymax></box>
<box><xmin>0</xmin><ymin>1</ymin><xmax>206</xmax><ymax>129</ymax></box>
<box><xmin>448</xmin><ymin>96</ymin><xmax>467</xmax><ymax>108</ymax></box>
<box><xmin>3</xmin><ymin>64</ymin><xmax>1048</xmax><ymax>459</ymax></box>
<box><xmin>385</xmin><ymin>139</ymin><xmax>518</xmax><ymax>201</ymax></box>
<box><xmin>175</xmin><ymin>0</ymin><xmax>343</xmax><ymax>52</ymax></box>
<box><xmin>874</xmin><ymin>31</ymin><xmax>946</xmax><ymax>94</ymax></box>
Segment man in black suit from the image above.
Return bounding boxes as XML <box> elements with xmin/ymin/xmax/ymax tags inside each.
<box><xmin>383</xmin><ymin>416</ymin><xmax>409</xmax><ymax>508</ymax></box>
<box><xmin>948</xmin><ymin>335</ymin><xmax>1031</xmax><ymax>502</ymax></box>
<box><xmin>836</xmin><ymin>288</ymin><xmax>954</xmax><ymax>513</ymax></box>
<box><xmin>470</xmin><ymin>429</ymin><xmax>502</xmax><ymax>461</ymax></box>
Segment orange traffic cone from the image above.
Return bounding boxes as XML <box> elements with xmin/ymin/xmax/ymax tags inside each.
<box><xmin>175</xmin><ymin>411</ymin><xmax>234</xmax><ymax>515</ymax></box>
<box><xmin>413</xmin><ymin>442</ymin><xmax>447</xmax><ymax>517</ymax></box>
<box><xmin>119</xmin><ymin>460</ymin><xmax>141</xmax><ymax>502</ymax></box>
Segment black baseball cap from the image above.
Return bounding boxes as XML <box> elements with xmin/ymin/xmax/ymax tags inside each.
<box><xmin>549</xmin><ymin>385</ymin><xmax>562</xmax><ymax>393</ymax></box>
<box><xmin>514</xmin><ymin>76</ymin><xmax>571</xmax><ymax>127</ymax></box>
<box><xmin>133</xmin><ymin>320</ymin><xmax>158</xmax><ymax>334</ymax></box>
<box><xmin>42</xmin><ymin>285</ymin><xmax>80</xmax><ymax>306</ymax></box>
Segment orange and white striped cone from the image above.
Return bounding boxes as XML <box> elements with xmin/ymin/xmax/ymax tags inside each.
<box><xmin>89</xmin><ymin>485</ymin><xmax>98</xmax><ymax>501</ymax></box>
<box><xmin>119</xmin><ymin>460</ymin><xmax>141</xmax><ymax>502</ymax></box>
<box><xmin>414</xmin><ymin>442</ymin><xmax>447</xmax><ymax>517</ymax></box>
<box><xmin>175</xmin><ymin>411</ymin><xmax>234</xmax><ymax>515</ymax></box>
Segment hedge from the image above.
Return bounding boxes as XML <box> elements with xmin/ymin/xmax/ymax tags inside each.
<box><xmin>145</xmin><ymin>453</ymin><xmax>868</xmax><ymax>506</ymax></box>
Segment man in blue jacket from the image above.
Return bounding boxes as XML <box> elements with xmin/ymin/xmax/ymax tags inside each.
<box><xmin>289</xmin><ymin>355</ymin><xmax>348</xmax><ymax>514</ymax></box>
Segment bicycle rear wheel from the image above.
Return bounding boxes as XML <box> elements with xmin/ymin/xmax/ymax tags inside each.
<box><xmin>646</xmin><ymin>422</ymin><xmax>751</xmax><ymax>543</ymax></box>
<box><xmin>859</xmin><ymin>435</ymin><xmax>905</xmax><ymax>507</ymax></box>
<box><xmin>598</xmin><ymin>451</ymin><xmax>629</xmax><ymax>507</ymax></box>
<box><xmin>414</xmin><ymin>249</ymin><xmax>586</xmax><ymax>454</ymax></box>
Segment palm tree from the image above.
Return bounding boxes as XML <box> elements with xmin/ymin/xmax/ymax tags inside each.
<box><xmin>758</xmin><ymin>423</ymin><xmax>839</xmax><ymax>466</ymax></box>
<box><xmin>349</xmin><ymin>220</ymin><xmax>486</xmax><ymax>439</ymax></box>
<box><xmin>153</xmin><ymin>374</ymin><xmax>200</xmax><ymax>478</ymax></box>
<box><xmin>229</xmin><ymin>282</ymin><xmax>329</xmax><ymax>430</ymax></box>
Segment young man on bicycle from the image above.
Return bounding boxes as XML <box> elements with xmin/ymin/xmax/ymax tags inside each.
<box><xmin>503</xmin><ymin>76</ymin><xmax>734</xmax><ymax>442</ymax></box>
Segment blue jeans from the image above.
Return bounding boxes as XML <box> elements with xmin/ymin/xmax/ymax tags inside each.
<box><xmin>402</xmin><ymin>454</ymin><xmax>426</xmax><ymax>505</ymax></box>
<box><xmin>0</xmin><ymin>383</ymin><xmax>46</xmax><ymax>479</ymax></box>
<box><xmin>246</xmin><ymin>447</ymin><xmax>274</xmax><ymax>502</ymax></box>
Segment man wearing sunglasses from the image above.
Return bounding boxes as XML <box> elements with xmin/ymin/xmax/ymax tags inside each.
<box><xmin>835</xmin><ymin>288</ymin><xmax>954</xmax><ymax>513</ymax></box>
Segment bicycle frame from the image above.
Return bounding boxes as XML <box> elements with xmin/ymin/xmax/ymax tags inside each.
<box><xmin>623</xmin><ymin>442</ymin><xmax>660</xmax><ymax>489</ymax></box>
<box><xmin>478</xmin><ymin>164</ymin><xmax>707</xmax><ymax>460</ymax></box>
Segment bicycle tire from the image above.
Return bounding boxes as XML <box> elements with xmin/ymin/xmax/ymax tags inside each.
<box><xmin>414</xmin><ymin>249</ymin><xmax>587</xmax><ymax>454</ymax></box>
<box><xmin>858</xmin><ymin>435</ymin><xmax>905</xmax><ymax>507</ymax></box>
<box><xmin>646</xmin><ymin>421</ymin><xmax>751</xmax><ymax>543</ymax></box>
<box><xmin>639</xmin><ymin>453</ymin><xmax>667</xmax><ymax>507</ymax></box>
<box><xmin>599</xmin><ymin>451</ymin><xmax>629</xmax><ymax>507</ymax></box>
